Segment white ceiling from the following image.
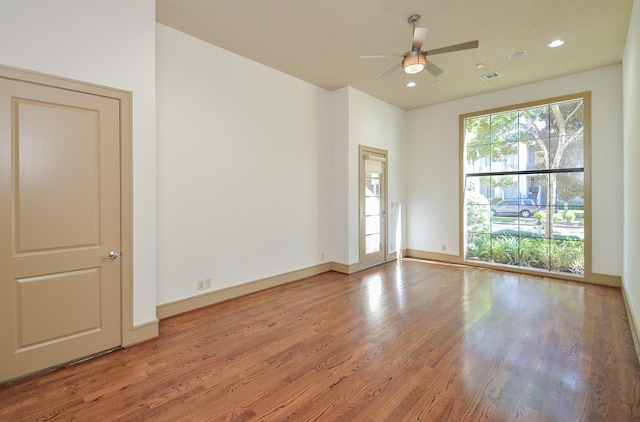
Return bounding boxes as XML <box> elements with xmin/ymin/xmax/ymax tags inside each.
<box><xmin>156</xmin><ymin>0</ymin><xmax>633</xmax><ymax>111</ymax></box>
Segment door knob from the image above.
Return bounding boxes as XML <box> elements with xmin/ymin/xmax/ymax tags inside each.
<box><xmin>107</xmin><ymin>251</ymin><xmax>119</xmax><ymax>259</ymax></box>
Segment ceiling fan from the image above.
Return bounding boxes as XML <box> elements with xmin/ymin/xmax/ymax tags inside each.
<box><xmin>360</xmin><ymin>14</ymin><xmax>479</xmax><ymax>80</ymax></box>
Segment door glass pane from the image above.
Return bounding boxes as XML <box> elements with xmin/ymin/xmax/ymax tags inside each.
<box><xmin>365</xmin><ymin>176</ymin><xmax>379</xmax><ymax>196</ymax></box>
<box><xmin>364</xmin><ymin>158</ymin><xmax>382</xmax><ymax>247</ymax></box>
<box><xmin>365</xmin><ymin>234</ymin><xmax>381</xmax><ymax>254</ymax></box>
<box><xmin>365</xmin><ymin>196</ymin><xmax>380</xmax><ymax>216</ymax></box>
<box><xmin>365</xmin><ymin>215</ymin><xmax>380</xmax><ymax>235</ymax></box>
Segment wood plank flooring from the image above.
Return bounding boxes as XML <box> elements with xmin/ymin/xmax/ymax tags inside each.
<box><xmin>1</xmin><ymin>259</ymin><xmax>639</xmax><ymax>421</ymax></box>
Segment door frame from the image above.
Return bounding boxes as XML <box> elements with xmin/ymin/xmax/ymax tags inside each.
<box><xmin>359</xmin><ymin>145</ymin><xmax>388</xmax><ymax>268</ymax></box>
<box><xmin>0</xmin><ymin>65</ymin><xmax>140</xmax><ymax>347</ymax></box>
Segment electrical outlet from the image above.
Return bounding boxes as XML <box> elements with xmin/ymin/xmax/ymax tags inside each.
<box><xmin>197</xmin><ymin>280</ymin><xmax>204</xmax><ymax>290</ymax></box>
<box><xmin>441</xmin><ymin>244</ymin><xmax>447</xmax><ymax>251</ymax></box>
<box><xmin>204</xmin><ymin>278</ymin><xmax>211</xmax><ymax>289</ymax></box>
<box><xmin>321</xmin><ymin>253</ymin><xmax>325</xmax><ymax>261</ymax></box>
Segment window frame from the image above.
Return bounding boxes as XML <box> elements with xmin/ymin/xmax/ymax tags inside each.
<box><xmin>459</xmin><ymin>92</ymin><xmax>594</xmax><ymax>282</ymax></box>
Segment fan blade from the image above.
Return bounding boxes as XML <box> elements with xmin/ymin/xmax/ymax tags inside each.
<box><xmin>412</xmin><ymin>27</ymin><xmax>429</xmax><ymax>50</ymax></box>
<box><xmin>377</xmin><ymin>63</ymin><xmax>402</xmax><ymax>81</ymax></box>
<box><xmin>360</xmin><ymin>54</ymin><xmax>404</xmax><ymax>59</ymax></box>
<box><xmin>425</xmin><ymin>40</ymin><xmax>479</xmax><ymax>56</ymax></box>
<box><xmin>426</xmin><ymin>60</ymin><xmax>444</xmax><ymax>77</ymax></box>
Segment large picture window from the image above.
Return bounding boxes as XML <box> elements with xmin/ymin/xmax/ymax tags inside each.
<box><xmin>463</xmin><ymin>94</ymin><xmax>588</xmax><ymax>275</ymax></box>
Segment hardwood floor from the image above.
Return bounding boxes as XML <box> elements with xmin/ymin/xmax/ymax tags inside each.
<box><xmin>1</xmin><ymin>259</ymin><xmax>639</xmax><ymax>421</ymax></box>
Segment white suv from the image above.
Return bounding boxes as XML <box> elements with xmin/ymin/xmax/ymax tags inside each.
<box><xmin>490</xmin><ymin>199</ymin><xmax>539</xmax><ymax>218</ymax></box>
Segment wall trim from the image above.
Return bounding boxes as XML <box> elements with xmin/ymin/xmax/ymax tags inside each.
<box><xmin>404</xmin><ymin>249</ymin><xmax>621</xmax><ymax>287</ymax></box>
<box><xmin>586</xmin><ymin>273</ymin><xmax>623</xmax><ymax>287</ymax></box>
<box><xmin>329</xmin><ymin>262</ymin><xmax>354</xmax><ymax>274</ymax></box>
<box><xmin>122</xmin><ymin>320</ymin><xmax>159</xmax><ymax>347</ymax></box>
<box><xmin>157</xmin><ymin>263</ymin><xmax>332</xmax><ymax>319</ymax></box>
<box><xmin>621</xmin><ymin>281</ymin><xmax>640</xmax><ymax>364</ymax></box>
<box><xmin>158</xmin><ymin>254</ymin><xmax>402</xmax><ymax>319</ymax></box>
<box><xmin>405</xmin><ymin>249</ymin><xmax>464</xmax><ymax>265</ymax></box>
<box><xmin>331</xmin><ymin>252</ymin><xmax>399</xmax><ymax>275</ymax></box>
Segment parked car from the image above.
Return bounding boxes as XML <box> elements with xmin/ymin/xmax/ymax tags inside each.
<box><xmin>490</xmin><ymin>199</ymin><xmax>539</xmax><ymax>218</ymax></box>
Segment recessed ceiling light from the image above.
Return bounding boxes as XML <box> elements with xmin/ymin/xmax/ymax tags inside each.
<box><xmin>508</xmin><ymin>51</ymin><xmax>527</xmax><ymax>59</ymax></box>
<box><xmin>406</xmin><ymin>81</ymin><xmax>417</xmax><ymax>88</ymax></box>
<box><xmin>548</xmin><ymin>39</ymin><xmax>564</xmax><ymax>48</ymax></box>
<box><xmin>476</xmin><ymin>63</ymin><xmax>485</xmax><ymax>69</ymax></box>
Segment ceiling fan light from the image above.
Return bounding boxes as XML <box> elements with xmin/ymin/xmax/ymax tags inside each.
<box><xmin>403</xmin><ymin>52</ymin><xmax>426</xmax><ymax>74</ymax></box>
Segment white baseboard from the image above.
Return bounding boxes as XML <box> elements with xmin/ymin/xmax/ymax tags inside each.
<box><xmin>157</xmin><ymin>263</ymin><xmax>332</xmax><ymax>319</ymax></box>
<box><xmin>621</xmin><ymin>281</ymin><xmax>640</xmax><ymax>364</ymax></box>
<box><xmin>404</xmin><ymin>249</ymin><xmax>621</xmax><ymax>287</ymax></box>
<box><xmin>330</xmin><ymin>252</ymin><xmax>399</xmax><ymax>274</ymax></box>
<box><xmin>122</xmin><ymin>319</ymin><xmax>159</xmax><ymax>347</ymax></box>
<box><xmin>157</xmin><ymin>254</ymin><xmax>401</xmax><ymax>319</ymax></box>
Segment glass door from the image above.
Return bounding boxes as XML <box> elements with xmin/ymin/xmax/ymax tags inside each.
<box><xmin>360</xmin><ymin>146</ymin><xmax>387</xmax><ymax>268</ymax></box>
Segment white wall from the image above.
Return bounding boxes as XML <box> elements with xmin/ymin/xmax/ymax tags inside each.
<box><xmin>156</xmin><ymin>24</ymin><xmax>331</xmax><ymax>304</ymax></box>
<box><xmin>346</xmin><ymin>88</ymin><xmax>407</xmax><ymax>264</ymax></box>
<box><xmin>0</xmin><ymin>0</ymin><xmax>157</xmax><ymax>325</ymax></box>
<box><xmin>407</xmin><ymin>65</ymin><xmax>624</xmax><ymax>277</ymax></box>
<box><xmin>623</xmin><ymin>0</ymin><xmax>640</xmax><ymax>339</ymax></box>
<box><xmin>155</xmin><ymin>25</ymin><xmax>408</xmax><ymax>304</ymax></box>
<box><xmin>328</xmin><ymin>88</ymin><xmax>350</xmax><ymax>264</ymax></box>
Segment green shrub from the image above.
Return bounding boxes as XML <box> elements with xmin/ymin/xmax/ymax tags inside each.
<box><xmin>518</xmin><ymin>237</ymin><xmax>549</xmax><ymax>269</ymax></box>
<box><xmin>465</xmin><ymin>193</ymin><xmax>583</xmax><ymax>274</ymax></box>
<box><xmin>550</xmin><ymin>239</ymin><xmax>584</xmax><ymax>273</ymax></box>
<box><xmin>565</xmin><ymin>211</ymin><xmax>576</xmax><ymax>222</ymax></box>
<box><xmin>491</xmin><ymin>235</ymin><xmax>519</xmax><ymax>265</ymax></box>
<box><xmin>465</xmin><ymin>191</ymin><xmax>490</xmax><ymax>233</ymax></box>
<box><xmin>467</xmin><ymin>232</ymin><xmax>491</xmax><ymax>261</ymax></box>
<box><xmin>465</xmin><ymin>191</ymin><xmax>491</xmax><ymax>261</ymax></box>
<box><xmin>470</xmin><ymin>234</ymin><xmax>584</xmax><ymax>274</ymax></box>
